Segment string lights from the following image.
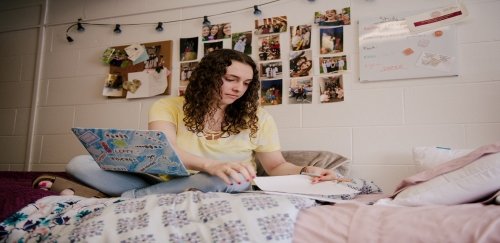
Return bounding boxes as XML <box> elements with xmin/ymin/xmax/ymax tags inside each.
<box><xmin>155</xmin><ymin>22</ymin><xmax>164</xmax><ymax>32</ymax></box>
<box><xmin>253</xmin><ymin>5</ymin><xmax>262</xmax><ymax>16</ymax></box>
<box><xmin>113</xmin><ymin>24</ymin><xmax>122</xmax><ymax>34</ymax></box>
<box><xmin>64</xmin><ymin>0</ymin><xmax>290</xmax><ymax>42</ymax></box>
<box><xmin>202</xmin><ymin>16</ymin><xmax>211</xmax><ymax>26</ymax></box>
<box><xmin>76</xmin><ymin>19</ymin><xmax>85</xmax><ymax>32</ymax></box>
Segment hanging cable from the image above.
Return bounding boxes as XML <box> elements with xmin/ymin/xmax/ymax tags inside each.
<box><xmin>64</xmin><ymin>0</ymin><xmax>284</xmax><ymax>42</ymax></box>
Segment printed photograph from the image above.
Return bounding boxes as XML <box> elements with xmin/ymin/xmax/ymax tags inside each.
<box><xmin>179</xmin><ymin>37</ymin><xmax>198</xmax><ymax>62</ymax></box>
<box><xmin>180</xmin><ymin>61</ymin><xmax>198</xmax><ymax>87</ymax></box>
<box><xmin>102</xmin><ymin>73</ymin><xmax>124</xmax><ymax>97</ymax></box>
<box><xmin>254</xmin><ymin>16</ymin><xmax>287</xmax><ymax>35</ymax></box>
<box><xmin>203</xmin><ymin>41</ymin><xmax>223</xmax><ymax>56</ymax></box>
<box><xmin>259</xmin><ymin>61</ymin><xmax>282</xmax><ymax>79</ymax></box>
<box><xmin>320</xmin><ymin>27</ymin><xmax>344</xmax><ymax>54</ymax></box>
<box><xmin>258</xmin><ymin>34</ymin><xmax>280</xmax><ymax>61</ymax></box>
<box><xmin>144</xmin><ymin>45</ymin><xmax>164</xmax><ymax>70</ymax></box>
<box><xmin>260</xmin><ymin>79</ymin><xmax>282</xmax><ymax>106</ymax></box>
<box><xmin>288</xmin><ymin>77</ymin><xmax>313</xmax><ymax>104</ymax></box>
<box><xmin>290</xmin><ymin>25</ymin><xmax>312</xmax><ymax>51</ymax></box>
<box><xmin>289</xmin><ymin>50</ymin><xmax>313</xmax><ymax>77</ymax></box>
<box><xmin>232</xmin><ymin>31</ymin><xmax>252</xmax><ymax>55</ymax></box>
<box><xmin>201</xmin><ymin>23</ymin><xmax>232</xmax><ymax>41</ymax></box>
<box><xmin>314</xmin><ymin>7</ymin><xmax>351</xmax><ymax>26</ymax></box>
<box><xmin>318</xmin><ymin>75</ymin><xmax>344</xmax><ymax>103</ymax></box>
<box><xmin>319</xmin><ymin>55</ymin><xmax>347</xmax><ymax>74</ymax></box>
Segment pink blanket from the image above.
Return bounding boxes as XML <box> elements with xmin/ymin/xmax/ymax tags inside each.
<box><xmin>392</xmin><ymin>141</ymin><xmax>500</xmax><ymax>197</ymax></box>
<box><xmin>293</xmin><ymin>202</ymin><xmax>500</xmax><ymax>243</ymax></box>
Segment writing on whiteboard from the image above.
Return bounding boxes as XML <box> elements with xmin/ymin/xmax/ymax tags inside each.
<box><xmin>364</xmin><ymin>63</ymin><xmax>404</xmax><ymax>73</ymax></box>
<box><xmin>360</xmin><ymin>20</ymin><xmax>410</xmax><ymax>42</ymax></box>
<box><xmin>358</xmin><ymin>13</ymin><xmax>458</xmax><ymax>82</ymax></box>
<box><xmin>374</xmin><ymin>16</ymin><xmax>405</xmax><ymax>24</ymax></box>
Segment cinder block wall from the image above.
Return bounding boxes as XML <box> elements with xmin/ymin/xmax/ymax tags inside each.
<box><xmin>1</xmin><ymin>0</ymin><xmax>499</xmax><ymax>192</ymax></box>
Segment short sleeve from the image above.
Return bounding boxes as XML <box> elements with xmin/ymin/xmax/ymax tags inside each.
<box><xmin>148</xmin><ymin>97</ymin><xmax>184</xmax><ymax>125</ymax></box>
<box><xmin>254</xmin><ymin>109</ymin><xmax>281</xmax><ymax>153</ymax></box>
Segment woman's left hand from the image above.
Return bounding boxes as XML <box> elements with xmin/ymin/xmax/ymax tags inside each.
<box><xmin>303</xmin><ymin>166</ymin><xmax>351</xmax><ymax>184</ymax></box>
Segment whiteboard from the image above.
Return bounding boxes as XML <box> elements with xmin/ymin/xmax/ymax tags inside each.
<box><xmin>358</xmin><ymin>15</ymin><xmax>458</xmax><ymax>82</ymax></box>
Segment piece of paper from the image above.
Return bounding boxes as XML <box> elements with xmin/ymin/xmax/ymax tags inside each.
<box><xmin>416</xmin><ymin>51</ymin><xmax>455</xmax><ymax>72</ymax></box>
<box><xmin>126</xmin><ymin>68</ymin><xmax>169</xmax><ymax>99</ymax></box>
<box><xmin>405</xmin><ymin>2</ymin><xmax>468</xmax><ymax>33</ymax></box>
<box><xmin>253</xmin><ymin>175</ymin><xmax>359</xmax><ymax>196</ymax></box>
<box><xmin>124</xmin><ymin>43</ymin><xmax>149</xmax><ymax>65</ymax></box>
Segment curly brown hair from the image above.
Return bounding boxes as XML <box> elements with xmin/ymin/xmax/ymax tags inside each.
<box><xmin>183</xmin><ymin>49</ymin><xmax>260</xmax><ymax>138</ymax></box>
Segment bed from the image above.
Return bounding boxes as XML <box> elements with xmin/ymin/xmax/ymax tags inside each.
<box><xmin>1</xmin><ymin>144</ymin><xmax>499</xmax><ymax>243</ymax></box>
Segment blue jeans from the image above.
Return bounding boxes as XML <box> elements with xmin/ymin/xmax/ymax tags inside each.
<box><xmin>65</xmin><ymin>155</ymin><xmax>251</xmax><ymax>198</ymax></box>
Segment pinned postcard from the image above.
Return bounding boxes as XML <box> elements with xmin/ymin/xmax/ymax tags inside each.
<box><xmin>406</xmin><ymin>2</ymin><xmax>468</xmax><ymax>33</ymax></box>
<box><xmin>124</xmin><ymin>43</ymin><xmax>149</xmax><ymax>65</ymax></box>
<box><xmin>126</xmin><ymin>68</ymin><xmax>169</xmax><ymax>99</ymax></box>
<box><xmin>416</xmin><ymin>52</ymin><xmax>455</xmax><ymax>72</ymax></box>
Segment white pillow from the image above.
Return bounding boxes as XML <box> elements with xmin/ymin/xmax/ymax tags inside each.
<box><xmin>413</xmin><ymin>146</ymin><xmax>473</xmax><ymax>172</ymax></box>
<box><xmin>392</xmin><ymin>151</ymin><xmax>500</xmax><ymax>206</ymax></box>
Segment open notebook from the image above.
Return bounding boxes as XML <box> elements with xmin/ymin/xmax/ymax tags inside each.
<box><xmin>252</xmin><ymin>175</ymin><xmax>359</xmax><ymax>203</ymax></box>
<box><xmin>71</xmin><ymin>127</ymin><xmax>190</xmax><ymax>177</ymax></box>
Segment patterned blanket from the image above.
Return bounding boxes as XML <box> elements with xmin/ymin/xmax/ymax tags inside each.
<box><xmin>0</xmin><ymin>191</ymin><xmax>317</xmax><ymax>242</ymax></box>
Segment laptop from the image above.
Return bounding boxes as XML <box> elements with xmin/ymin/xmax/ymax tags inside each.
<box><xmin>71</xmin><ymin>127</ymin><xmax>190</xmax><ymax>177</ymax></box>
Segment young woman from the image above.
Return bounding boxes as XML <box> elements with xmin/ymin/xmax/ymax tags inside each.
<box><xmin>208</xmin><ymin>24</ymin><xmax>219</xmax><ymax>40</ymax></box>
<box><xmin>65</xmin><ymin>49</ymin><xmax>340</xmax><ymax>198</ymax></box>
<box><xmin>221</xmin><ymin>23</ymin><xmax>231</xmax><ymax>38</ymax></box>
<box><xmin>201</xmin><ymin>25</ymin><xmax>210</xmax><ymax>41</ymax></box>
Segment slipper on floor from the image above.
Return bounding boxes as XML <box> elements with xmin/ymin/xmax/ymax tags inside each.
<box><xmin>32</xmin><ymin>174</ymin><xmax>108</xmax><ymax>198</ymax></box>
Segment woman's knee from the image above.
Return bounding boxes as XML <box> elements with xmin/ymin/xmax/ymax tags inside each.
<box><xmin>66</xmin><ymin>155</ymin><xmax>97</xmax><ymax>174</ymax></box>
<box><xmin>198</xmin><ymin>173</ymin><xmax>251</xmax><ymax>193</ymax></box>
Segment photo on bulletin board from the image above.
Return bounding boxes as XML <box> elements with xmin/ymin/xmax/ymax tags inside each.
<box><xmin>202</xmin><ymin>23</ymin><xmax>231</xmax><ymax>41</ymax></box>
<box><xmin>104</xmin><ymin>40</ymin><xmax>172</xmax><ymax>98</ymax></box>
<box><xmin>290</xmin><ymin>50</ymin><xmax>312</xmax><ymax>77</ymax></box>
<box><xmin>232</xmin><ymin>31</ymin><xmax>252</xmax><ymax>55</ymax></box>
<box><xmin>180</xmin><ymin>61</ymin><xmax>198</xmax><ymax>87</ymax></box>
<box><xmin>288</xmin><ymin>77</ymin><xmax>312</xmax><ymax>104</ymax></box>
<box><xmin>259</xmin><ymin>61</ymin><xmax>282</xmax><ymax>79</ymax></box>
<box><xmin>290</xmin><ymin>25</ymin><xmax>311</xmax><ymax>51</ymax></box>
<box><xmin>258</xmin><ymin>34</ymin><xmax>280</xmax><ymax>61</ymax></box>
<box><xmin>260</xmin><ymin>79</ymin><xmax>282</xmax><ymax>106</ymax></box>
<box><xmin>203</xmin><ymin>41</ymin><xmax>223</xmax><ymax>56</ymax></box>
<box><xmin>320</xmin><ymin>27</ymin><xmax>344</xmax><ymax>54</ymax></box>
<box><xmin>254</xmin><ymin>16</ymin><xmax>287</xmax><ymax>35</ymax></box>
<box><xmin>180</xmin><ymin>37</ymin><xmax>198</xmax><ymax>62</ymax></box>
<box><xmin>314</xmin><ymin>7</ymin><xmax>351</xmax><ymax>26</ymax></box>
<box><xmin>318</xmin><ymin>75</ymin><xmax>344</xmax><ymax>103</ymax></box>
<box><xmin>358</xmin><ymin>14</ymin><xmax>458</xmax><ymax>82</ymax></box>
<box><xmin>319</xmin><ymin>55</ymin><xmax>347</xmax><ymax>74</ymax></box>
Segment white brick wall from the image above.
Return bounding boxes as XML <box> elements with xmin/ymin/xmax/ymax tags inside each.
<box><xmin>0</xmin><ymin>0</ymin><xmax>499</xmax><ymax>193</ymax></box>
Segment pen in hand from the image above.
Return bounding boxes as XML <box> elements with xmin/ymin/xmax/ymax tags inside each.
<box><xmin>300</xmin><ymin>172</ymin><xmax>322</xmax><ymax>177</ymax></box>
<box><xmin>301</xmin><ymin>172</ymin><xmax>325</xmax><ymax>184</ymax></box>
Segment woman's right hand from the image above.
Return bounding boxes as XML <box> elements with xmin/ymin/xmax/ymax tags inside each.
<box><xmin>204</xmin><ymin>161</ymin><xmax>256</xmax><ymax>185</ymax></box>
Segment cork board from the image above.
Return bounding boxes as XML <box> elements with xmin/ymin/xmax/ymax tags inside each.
<box><xmin>108</xmin><ymin>40</ymin><xmax>173</xmax><ymax>97</ymax></box>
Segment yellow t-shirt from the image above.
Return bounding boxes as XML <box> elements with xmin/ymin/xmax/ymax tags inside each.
<box><xmin>148</xmin><ymin>96</ymin><xmax>281</xmax><ymax>166</ymax></box>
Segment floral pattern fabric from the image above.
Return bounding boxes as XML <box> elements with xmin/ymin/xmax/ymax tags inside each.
<box><xmin>0</xmin><ymin>192</ymin><xmax>317</xmax><ymax>242</ymax></box>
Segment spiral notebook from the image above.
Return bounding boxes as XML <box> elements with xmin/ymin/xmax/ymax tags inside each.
<box><xmin>71</xmin><ymin>127</ymin><xmax>190</xmax><ymax>177</ymax></box>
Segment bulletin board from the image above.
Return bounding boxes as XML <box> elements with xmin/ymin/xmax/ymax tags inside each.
<box><xmin>358</xmin><ymin>15</ymin><xmax>458</xmax><ymax>82</ymax></box>
<box><xmin>108</xmin><ymin>40</ymin><xmax>172</xmax><ymax>97</ymax></box>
